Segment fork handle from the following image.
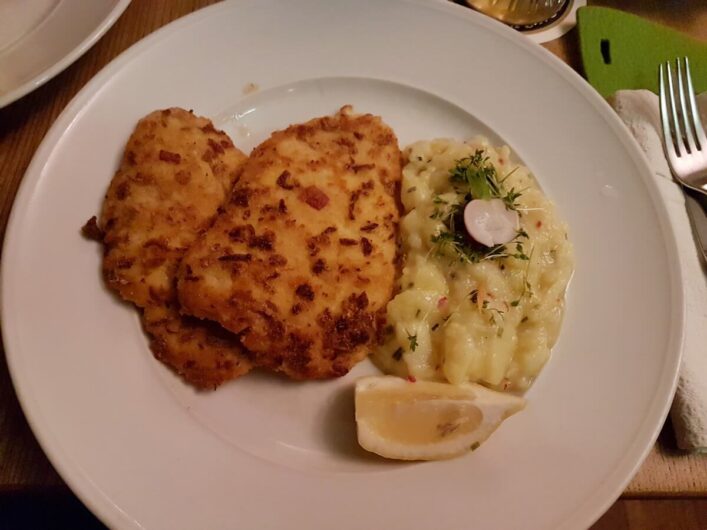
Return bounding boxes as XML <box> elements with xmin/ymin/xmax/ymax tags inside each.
<box><xmin>683</xmin><ymin>189</ymin><xmax>707</xmax><ymax>264</ymax></box>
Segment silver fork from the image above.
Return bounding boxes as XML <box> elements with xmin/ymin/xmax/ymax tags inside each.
<box><xmin>659</xmin><ymin>57</ymin><xmax>707</xmax><ymax>196</ymax></box>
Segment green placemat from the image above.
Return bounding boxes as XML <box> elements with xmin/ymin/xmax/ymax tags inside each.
<box><xmin>577</xmin><ymin>6</ymin><xmax>707</xmax><ymax>98</ymax></box>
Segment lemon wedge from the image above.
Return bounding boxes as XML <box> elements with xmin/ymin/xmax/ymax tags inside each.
<box><xmin>355</xmin><ymin>376</ymin><xmax>526</xmax><ymax>460</ymax></box>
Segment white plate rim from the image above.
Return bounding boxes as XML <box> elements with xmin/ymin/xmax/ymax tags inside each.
<box><xmin>0</xmin><ymin>0</ymin><xmax>132</xmax><ymax>108</ymax></box>
<box><xmin>1</xmin><ymin>1</ymin><xmax>684</xmax><ymax>528</ymax></box>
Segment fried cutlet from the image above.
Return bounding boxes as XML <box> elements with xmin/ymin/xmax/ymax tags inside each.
<box><xmin>95</xmin><ymin>107</ymin><xmax>252</xmax><ymax>388</ymax></box>
<box><xmin>141</xmin><ymin>305</ymin><xmax>249</xmax><ymax>389</ymax></box>
<box><xmin>177</xmin><ymin>106</ymin><xmax>402</xmax><ymax>379</ymax></box>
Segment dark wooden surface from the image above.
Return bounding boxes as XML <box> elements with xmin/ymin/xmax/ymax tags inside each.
<box><xmin>0</xmin><ymin>1</ymin><xmax>705</xmax><ymax>528</ymax></box>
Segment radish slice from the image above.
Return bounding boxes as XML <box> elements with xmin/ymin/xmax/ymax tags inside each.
<box><xmin>463</xmin><ymin>199</ymin><xmax>519</xmax><ymax>247</ymax></box>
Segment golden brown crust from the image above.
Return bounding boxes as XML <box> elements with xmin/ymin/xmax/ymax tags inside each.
<box><xmin>177</xmin><ymin>107</ymin><xmax>402</xmax><ymax>379</ymax></box>
<box><xmin>142</xmin><ymin>305</ymin><xmax>251</xmax><ymax>389</ymax></box>
<box><xmin>100</xmin><ymin>108</ymin><xmax>246</xmax><ymax>307</ymax></box>
<box><xmin>98</xmin><ymin>108</ymin><xmax>252</xmax><ymax>387</ymax></box>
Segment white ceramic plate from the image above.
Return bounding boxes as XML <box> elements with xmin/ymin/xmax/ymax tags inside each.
<box><xmin>0</xmin><ymin>0</ymin><xmax>131</xmax><ymax>108</ymax></box>
<box><xmin>3</xmin><ymin>1</ymin><xmax>683</xmax><ymax>529</ymax></box>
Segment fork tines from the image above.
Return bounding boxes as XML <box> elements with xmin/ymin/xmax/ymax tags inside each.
<box><xmin>659</xmin><ymin>57</ymin><xmax>707</xmax><ymax>158</ymax></box>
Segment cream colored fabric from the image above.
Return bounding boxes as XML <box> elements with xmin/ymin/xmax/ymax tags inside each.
<box><xmin>611</xmin><ymin>90</ymin><xmax>707</xmax><ymax>452</ymax></box>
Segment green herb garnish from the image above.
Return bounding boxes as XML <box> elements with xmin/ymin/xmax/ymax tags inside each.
<box><xmin>449</xmin><ymin>150</ymin><xmax>522</xmax><ymax>210</ymax></box>
<box><xmin>509</xmin><ymin>246</ymin><xmax>535</xmax><ymax>307</ymax></box>
<box><xmin>432</xmin><ymin>228</ymin><xmax>530</xmax><ymax>265</ymax></box>
<box><xmin>407</xmin><ymin>333</ymin><xmax>418</xmax><ymax>352</ymax></box>
<box><xmin>450</xmin><ymin>150</ymin><xmax>497</xmax><ymax>200</ymax></box>
<box><xmin>429</xmin><ymin>150</ymin><xmax>530</xmax><ymax>265</ymax></box>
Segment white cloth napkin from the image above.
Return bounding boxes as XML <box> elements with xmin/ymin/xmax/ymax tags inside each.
<box><xmin>609</xmin><ymin>90</ymin><xmax>707</xmax><ymax>453</ymax></box>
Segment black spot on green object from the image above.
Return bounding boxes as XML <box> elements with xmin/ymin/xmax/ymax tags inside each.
<box><xmin>577</xmin><ymin>6</ymin><xmax>707</xmax><ymax>97</ymax></box>
<box><xmin>600</xmin><ymin>39</ymin><xmax>611</xmax><ymax>65</ymax></box>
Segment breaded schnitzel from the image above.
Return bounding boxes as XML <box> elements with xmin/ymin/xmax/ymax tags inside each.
<box><xmin>177</xmin><ymin>106</ymin><xmax>402</xmax><ymax>379</ymax></box>
<box><xmin>142</xmin><ymin>305</ymin><xmax>249</xmax><ymax>389</ymax></box>
<box><xmin>95</xmin><ymin>108</ymin><xmax>251</xmax><ymax>388</ymax></box>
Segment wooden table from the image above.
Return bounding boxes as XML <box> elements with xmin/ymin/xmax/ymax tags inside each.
<box><xmin>0</xmin><ymin>1</ymin><xmax>705</xmax><ymax>528</ymax></box>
